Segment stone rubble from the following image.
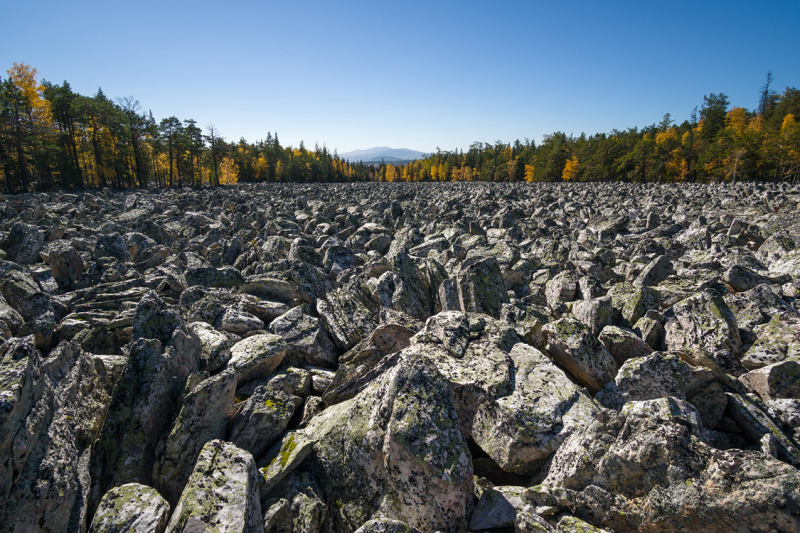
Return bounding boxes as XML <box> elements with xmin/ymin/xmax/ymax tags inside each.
<box><xmin>0</xmin><ymin>181</ymin><xmax>798</xmax><ymax>532</ymax></box>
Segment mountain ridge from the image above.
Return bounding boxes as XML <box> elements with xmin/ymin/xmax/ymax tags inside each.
<box><xmin>339</xmin><ymin>146</ymin><xmax>427</xmax><ymax>162</ymax></box>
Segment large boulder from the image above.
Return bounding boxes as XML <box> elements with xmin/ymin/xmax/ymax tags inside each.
<box><xmin>269</xmin><ymin>305</ymin><xmax>338</xmax><ymax>368</ymax></box>
<box><xmin>228</xmin><ymin>334</ymin><xmax>288</xmax><ymax>385</ymax></box>
<box><xmin>542</xmin><ymin>316</ymin><xmax>618</xmax><ymax>394</ymax></box>
<box><xmin>1</xmin><ymin>222</ymin><xmax>44</xmax><ymax>264</ymax></box>
<box><xmin>49</xmin><ymin>242</ymin><xmax>85</xmax><ymax>290</ymax></box>
<box><xmin>1</xmin><ymin>340</ymin><xmax>112</xmax><ymax>532</ymax></box>
<box><xmin>664</xmin><ymin>289</ymin><xmax>743</xmax><ymax>375</ymax></box>
<box><xmin>165</xmin><ymin>440</ymin><xmax>263</xmax><ymax>533</ymax></box>
<box><xmin>90</xmin><ymin>330</ymin><xmax>200</xmax><ymax>514</ymax></box>
<box><xmin>299</xmin><ymin>356</ymin><xmax>473</xmax><ymax>533</ymax></box>
<box><xmin>153</xmin><ymin>369</ymin><xmax>237</xmax><ymax>504</ymax></box>
<box><xmin>89</xmin><ymin>484</ymin><xmax>170</xmax><ymax>533</ymax></box>
<box><xmin>471</xmin><ymin>343</ymin><xmax>600</xmax><ymax>474</ymax></box>
<box><xmin>538</xmin><ymin>405</ymin><xmax>800</xmax><ymax>532</ymax></box>
<box><xmin>456</xmin><ymin>257</ymin><xmax>508</xmax><ymax>318</ymax></box>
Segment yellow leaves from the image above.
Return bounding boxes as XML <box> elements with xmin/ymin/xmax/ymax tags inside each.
<box><xmin>726</xmin><ymin>107</ymin><xmax>748</xmax><ymax>136</ymax></box>
<box><xmin>385</xmin><ymin>165</ymin><xmax>399</xmax><ymax>182</ymax></box>
<box><xmin>6</xmin><ymin>62</ymin><xmax>51</xmax><ymax>122</ymax></box>
<box><xmin>656</xmin><ymin>128</ymin><xmax>678</xmax><ymax>145</ymax></box>
<box><xmin>782</xmin><ymin>113</ymin><xmax>796</xmax><ymax>135</ymax></box>
<box><xmin>524</xmin><ymin>164</ymin><xmax>535</xmax><ymax>182</ymax></box>
<box><xmin>748</xmin><ymin>114</ymin><xmax>764</xmax><ymax>133</ymax></box>
<box><xmin>562</xmin><ymin>156</ymin><xmax>579</xmax><ymax>181</ymax></box>
<box><xmin>218</xmin><ymin>156</ymin><xmax>238</xmax><ymax>185</ymax></box>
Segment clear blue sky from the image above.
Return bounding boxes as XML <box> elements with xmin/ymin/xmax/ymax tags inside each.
<box><xmin>2</xmin><ymin>0</ymin><xmax>798</xmax><ymax>153</ymax></box>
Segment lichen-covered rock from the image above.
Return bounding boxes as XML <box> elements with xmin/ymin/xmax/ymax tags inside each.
<box><xmin>49</xmin><ymin>241</ymin><xmax>85</xmax><ymax>290</ymax></box>
<box><xmin>263</xmin><ymin>498</ymin><xmax>292</xmax><ymax>533</ymax></box>
<box><xmin>230</xmin><ymin>385</ymin><xmax>296</xmax><ymax>460</ymax></box>
<box><xmin>324</xmin><ymin>322</ymin><xmax>417</xmax><ymax>405</ymax></box>
<box><xmin>595</xmin><ymin>352</ymin><xmax>693</xmax><ymax>409</ymax></box>
<box><xmin>724</xmin><ymin>392</ymin><xmax>800</xmax><ymax>465</ymax></box>
<box><xmin>216</xmin><ymin>306</ymin><xmax>264</xmax><ymax>335</ymax></box>
<box><xmin>740</xmin><ymin>360</ymin><xmax>800</xmax><ymax>401</ymax></box>
<box><xmin>165</xmin><ymin>440</ymin><xmax>263</xmax><ymax>533</ymax></box>
<box><xmin>353</xmin><ymin>518</ymin><xmax>423</xmax><ymax>533</ymax></box>
<box><xmin>2</xmin><ymin>222</ymin><xmax>44</xmax><ymax>264</ymax></box>
<box><xmin>1</xmin><ymin>340</ymin><xmax>112</xmax><ymax>532</ymax></box>
<box><xmin>301</xmin><ymin>356</ymin><xmax>473</xmax><ymax>533</ymax></box>
<box><xmin>538</xmin><ymin>406</ymin><xmax>800</xmax><ymax>532</ymax></box>
<box><xmin>185</xmin><ymin>266</ymin><xmax>245</xmax><ymax>289</ymax></box>
<box><xmin>316</xmin><ymin>287</ymin><xmax>375</xmax><ymax>351</ymax></box>
<box><xmin>390</xmin><ymin>251</ymin><xmax>433</xmax><ymax>320</ymax></box>
<box><xmin>542</xmin><ymin>316</ymin><xmax>618</xmax><ymax>394</ymax></box>
<box><xmin>664</xmin><ymin>289</ymin><xmax>743</xmax><ymax>375</ymax></box>
<box><xmin>0</xmin><ymin>292</ymin><xmax>24</xmax><ymax>333</ymax></box>
<box><xmin>90</xmin><ymin>331</ymin><xmax>200</xmax><ymax>514</ymax></box>
<box><xmin>722</xmin><ymin>264</ymin><xmax>772</xmax><ymax>292</ymax></box>
<box><xmin>469</xmin><ymin>485</ymin><xmax>525</xmax><ymax>530</ymax></box>
<box><xmin>597</xmin><ymin>325</ymin><xmax>652</xmax><ymax>366</ymax></box>
<box><xmin>153</xmin><ymin>369</ymin><xmax>237</xmax><ymax>504</ymax></box>
<box><xmin>228</xmin><ymin>333</ymin><xmax>288</xmax><ymax>385</ymax></box>
<box><xmin>555</xmin><ymin>516</ymin><xmax>611</xmax><ymax>533</ymax></box>
<box><xmin>618</xmin><ymin>285</ymin><xmax>661</xmax><ymax>326</ymax></box>
<box><xmin>457</xmin><ymin>257</ymin><xmax>508</xmax><ymax>318</ymax></box>
<box><xmin>269</xmin><ymin>305</ymin><xmax>338</xmax><ymax>368</ymax></box>
<box><xmin>89</xmin><ymin>484</ymin><xmax>170</xmax><ymax>533</ymax></box>
<box><xmin>631</xmin><ymin>314</ymin><xmax>664</xmax><ymax>350</ymax></box>
<box><xmin>545</xmin><ymin>270</ymin><xmax>579</xmax><ymax>308</ymax></box>
<box><xmin>740</xmin><ymin>311</ymin><xmax>800</xmax><ymax>370</ymax></box>
<box><xmin>471</xmin><ymin>343</ymin><xmax>600</xmax><ymax>474</ymax></box>
<box><xmin>94</xmin><ymin>232</ymin><xmax>131</xmax><ymax>262</ymax></box>
<box><xmin>633</xmin><ymin>255</ymin><xmax>673</xmax><ymax>287</ymax></box>
<box><xmin>131</xmin><ymin>290</ymin><xmax>184</xmax><ymax>344</ymax></box>
<box><xmin>187</xmin><ymin>321</ymin><xmax>233</xmax><ymax>372</ymax></box>
<box><xmin>570</xmin><ymin>297</ymin><xmax>613</xmax><ymax>337</ymax></box>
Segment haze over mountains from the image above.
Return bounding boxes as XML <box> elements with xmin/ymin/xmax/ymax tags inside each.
<box><xmin>338</xmin><ymin>147</ymin><xmax>427</xmax><ymax>162</ymax></box>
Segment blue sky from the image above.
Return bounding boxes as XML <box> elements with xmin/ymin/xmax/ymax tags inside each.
<box><xmin>2</xmin><ymin>0</ymin><xmax>798</xmax><ymax>153</ymax></box>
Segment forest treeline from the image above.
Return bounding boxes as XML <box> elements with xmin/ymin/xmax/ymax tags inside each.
<box><xmin>1</xmin><ymin>63</ymin><xmax>798</xmax><ymax>193</ymax></box>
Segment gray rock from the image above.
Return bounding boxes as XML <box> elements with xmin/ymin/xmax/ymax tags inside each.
<box><xmin>542</xmin><ymin>316</ymin><xmax>618</xmax><ymax>394</ymax></box>
<box><xmin>2</xmin><ymin>222</ymin><xmax>44</xmax><ymax>264</ymax></box>
<box><xmin>187</xmin><ymin>321</ymin><xmax>233</xmax><ymax>372</ymax></box>
<box><xmin>457</xmin><ymin>257</ymin><xmax>508</xmax><ymax>318</ymax></box>
<box><xmin>89</xmin><ymin>484</ymin><xmax>170</xmax><ymax>533</ymax></box>
<box><xmin>269</xmin><ymin>305</ymin><xmax>338</xmax><ymax>367</ymax></box>
<box><xmin>302</xmin><ymin>356</ymin><xmax>473</xmax><ymax>533</ymax></box>
<box><xmin>229</xmin><ymin>385</ymin><xmax>296</xmax><ymax>460</ymax></box>
<box><xmin>165</xmin><ymin>440</ymin><xmax>263</xmax><ymax>533</ymax></box>
<box><xmin>664</xmin><ymin>289</ymin><xmax>743</xmax><ymax>375</ymax></box>
<box><xmin>153</xmin><ymin>369</ymin><xmax>237</xmax><ymax>504</ymax></box>
<box><xmin>539</xmin><ymin>406</ymin><xmax>800</xmax><ymax>532</ymax></box>
<box><xmin>740</xmin><ymin>360</ymin><xmax>800</xmax><ymax>401</ymax></box>
<box><xmin>228</xmin><ymin>334</ymin><xmax>288</xmax><ymax>385</ymax></box>
<box><xmin>598</xmin><ymin>325</ymin><xmax>652</xmax><ymax>366</ymax></box>
<box><xmin>90</xmin><ymin>331</ymin><xmax>200</xmax><ymax>513</ymax></box>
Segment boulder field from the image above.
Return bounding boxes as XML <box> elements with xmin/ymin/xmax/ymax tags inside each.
<box><xmin>1</xmin><ymin>181</ymin><xmax>800</xmax><ymax>532</ymax></box>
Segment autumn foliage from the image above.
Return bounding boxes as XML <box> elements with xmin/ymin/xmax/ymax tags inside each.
<box><xmin>1</xmin><ymin>64</ymin><xmax>799</xmax><ymax>192</ymax></box>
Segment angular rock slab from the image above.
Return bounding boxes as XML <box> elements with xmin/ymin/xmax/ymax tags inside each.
<box><xmin>539</xmin><ymin>407</ymin><xmax>800</xmax><ymax>532</ymax></box>
<box><xmin>542</xmin><ymin>316</ymin><xmax>618</xmax><ymax>394</ymax></box>
<box><xmin>471</xmin><ymin>343</ymin><xmax>600</xmax><ymax>474</ymax></box>
<box><xmin>664</xmin><ymin>289</ymin><xmax>743</xmax><ymax>375</ymax></box>
<box><xmin>153</xmin><ymin>369</ymin><xmax>237</xmax><ymax>504</ymax></box>
<box><xmin>166</xmin><ymin>440</ymin><xmax>263</xmax><ymax>533</ymax></box>
<box><xmin>302</xmin><ymin>356</ymin><xmax>473</xmax><ymax>533</ymax></box>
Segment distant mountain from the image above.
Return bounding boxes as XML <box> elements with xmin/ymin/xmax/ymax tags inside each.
<box><xmin>338</xmin><ymin>147</ymin><xmax>427</xmax><ymax>162</ymax></box>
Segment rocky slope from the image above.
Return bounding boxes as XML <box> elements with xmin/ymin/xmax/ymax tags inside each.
<box><xmin>1</xmin><ymin>181</ymin><xmax>800</xmax><ymax>532</ymax></box>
